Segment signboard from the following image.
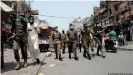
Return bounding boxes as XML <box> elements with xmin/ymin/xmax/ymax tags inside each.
<box><xmin>31</xmin><ymin>10</ymin><xmax>39</xmax><ymax>15</ymax></box>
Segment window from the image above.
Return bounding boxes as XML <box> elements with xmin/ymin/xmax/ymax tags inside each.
<box><xmin>114</xmin><ymin>5</ymin><xmax>118</xmax><ymax>11</ymax></box>
<box><xmin>132</xmin><ymin>15</ymin><xmax>133</xmax><ymax>20</ymax></box>
<box><xmin>109</xmin><ymin>9</ymin><xmax>112</xmax><ymax>15</ymax></box>
<box><xmin>116</xmin><ymin>16</ymin><xmax>119</xmax><ymax>21</ymax></box>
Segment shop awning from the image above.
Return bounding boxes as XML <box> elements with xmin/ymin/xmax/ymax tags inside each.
<box><xmin>0</xmin><ymin>2</ymin><xmax>14</xmax><ymax>12</ymax></box>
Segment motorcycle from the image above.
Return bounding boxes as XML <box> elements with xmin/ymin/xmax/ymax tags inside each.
<box><xmin>105</xmin><ymin>36</ymin><xmax>118</xmax><ymax>53</ymax></box>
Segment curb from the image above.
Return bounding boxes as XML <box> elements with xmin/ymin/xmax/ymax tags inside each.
<box><xmin>117</xmin><ymin>48</ymin><xmax>133</xmax><ymax>51</ymax></box>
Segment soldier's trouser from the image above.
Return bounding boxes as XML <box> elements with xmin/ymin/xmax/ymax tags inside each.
<box><xmin>79</xmin><ymin>43</ymin><xmax>82</xmax><ymax>52</ymax></box>
<box><xmin>13</xmin><ymin>37</ymin><xmax>27</xmax><ymax>63</ymax></box>
<box><xmin>61</xmin><ymin>41</ymin><xmax>66</xmax><ymax>53</ymax></box>
<box><xmin>1</xmin><ymin>43</ymin><xmax>4</xmax><ymax>68</ymax></box>
<box><xmin>83</xmin><ymin>39</ymin><xmax>90</xmax><ymax>57</ymax></box>
<box><xmin>95</xmin><ymin>37</ymin><xmax>104</xmax><ymax>56</ymax></box>
<box><xmin>54</xmin><ymin>41</ymin><xmax>61</xmax><ymax>58</ymax></box>
<box><xmin>68</xmin><ymin>42</ymin><xmax>77</xmax><ymax>57</ymax></box>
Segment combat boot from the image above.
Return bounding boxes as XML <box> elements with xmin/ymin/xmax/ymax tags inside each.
<box><xmin>87</xmin><ymin>54</ymin><xmax>91</xmax><ymax>60</ymax></box>
<box><xmin>69</xmin><ymin>53</ymin><xmax>71</xmax><ymax>59</ymax></box>
<box><xmin>74</xmin><ymin>56</ymin><xmax>79</xmax><ymax>61</ymax></box>
<box><xmin>36</xmin><ymin>58</ymin><xmax>41</xmax><ymax>64</ymax></box>
<box><xmin>59</xmin><ymin>54</ymin><xmax>63</xmax><ymax>61</ymax></box>
<box><xmin>55</xmin><ymin>53</ymin><xmax>58</xmax><ymax>59</ymax></box>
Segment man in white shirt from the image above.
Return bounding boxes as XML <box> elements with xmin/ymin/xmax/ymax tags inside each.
<box><xmin>27</xmin><ymin>16</ymin><xmax>40</xmax><ymax>65</ymax></box>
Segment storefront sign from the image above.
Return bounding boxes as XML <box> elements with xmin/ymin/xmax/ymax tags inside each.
<box><xmin>31</xmin><ymin>10</ymin><xmax>39</xmax><ymax>15</ymax></box>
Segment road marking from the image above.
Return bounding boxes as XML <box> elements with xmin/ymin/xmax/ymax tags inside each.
<box><xmin>38</xmin><ymin>72</ymin><xmax>44</xmax><ymax>75</ymax></box>
<box><xmin>41</xmin><ymin>65</ymin><xmax>46</xmax><ymax>68</ymax></box>
<box><xmin>49</xmin><ymin>64</ymin><xmax>56</xmax><ymax>67</ymax></box>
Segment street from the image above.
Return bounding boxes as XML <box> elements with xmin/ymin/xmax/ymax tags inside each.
<box><xmin>1</xmin><ymin>46</ymin><xmax>133</xmax><ymax>75</ymax></box>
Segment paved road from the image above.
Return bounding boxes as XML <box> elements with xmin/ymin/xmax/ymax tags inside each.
<box><xmin>1</xmin><ymin>47</ymin><xmax>133</xmax><ymax>75</ymax></box>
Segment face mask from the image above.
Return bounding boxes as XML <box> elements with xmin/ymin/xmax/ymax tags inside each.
<box><xmin>70</xmin><ymin>26</ymin><xmax>74</xmax><ymax>29</ymax></box>
<box><xmin>30</xmin><ymin>19</ymin><xmax>33</xmax><ymax>23</ymax></box>
<box><xmin>55</xmin><ymin>28</ymin><xmax>58</xmax><ymax>31</ymax></box>
<box><xmin>19</xmin><ymin>16</ymin><xmax>25</xmax><ymax>21</ymax></box>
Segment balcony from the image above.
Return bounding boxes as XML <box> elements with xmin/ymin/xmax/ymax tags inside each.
<box><xmin>120</xmin><ymin>6</ymin><xmax>131</xmax><ymax>13</ymax></box>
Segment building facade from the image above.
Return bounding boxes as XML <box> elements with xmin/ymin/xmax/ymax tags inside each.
<box><xmin>94</xmin><ymin>1</ymin><xmax>133</xmax><ymax>27</ymax></box>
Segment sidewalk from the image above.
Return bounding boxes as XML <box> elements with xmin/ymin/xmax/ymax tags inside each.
<box><xmin>1</xmin><ymin>49</ymin><xmax>46</xmax><ymax>75</ymax></box>
<box><xmin>117</xmin><ymin>41</ymin><xmax>133</xmax><ymax>50</ymax></box>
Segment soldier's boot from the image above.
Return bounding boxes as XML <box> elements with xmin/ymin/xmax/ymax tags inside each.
<box><xmin>24</xmin><ymin>60</ymin><xmax>28</xmax><ymax>68</ymax></box>
<box><xmin>83</xmin><ymin>51</ymin><xmax>87</xmax><ymax>58</ymax></box>
<box><xmin>59</xmin><ymin>54</ymin><xmax>63</xmax><ymax>61</ymax></box>
<box><xmin>55</xmin><ymin>53</ymin><xmax>58</xmax><ymax>59</ymax></box>
<box><xmin>87</xmin><ymin>54</ymin><xmax>91</xmax><ymax>60</ymax></box>
<box><xmin>91</xmin><ymin>49</ymin><xmax>95</xmax><ymax>57</ymax></box>
<box><xmin>36</xmin><ymin>58</ymin><xmax>41</xmax><ymax>64</ymax></box>
<box><xmin>97</xmin><ymin>45</ymin><xmax>100</xmax><ymax>56</ymax></box>
<box><xmin>15</xmin><ymin>62</ymin><xmax>21</xmax><ymax>70</ymax></box>
<box><xmin>86</xmin><ymin>51</ymin><xmax>91</xmax><ymax>60</ymax></box>
<box><xmin>69</xmin><ymin>53</ymin><xmax>71</xmax><ymax>59</ymax></box>
<box><xmin>74</xmin><ymin>56</ymin><xmax>79</xmax><ymax>61</ymax></box>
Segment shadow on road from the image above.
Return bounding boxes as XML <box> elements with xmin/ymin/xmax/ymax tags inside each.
<box><xmin>1</xmin><ymin>62</ymin><xmax>15</xmax><ymax>73</ymax></box>
<box><xmin>1</xmin><ymin>62</ymin><xmax>39</xmax><ymax>73</ymax></box>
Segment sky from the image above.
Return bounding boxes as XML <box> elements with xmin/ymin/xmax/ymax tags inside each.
<box><xmin>29</xmin><ymin>1</ymin><xmax>100</xmax><ymax>32</ymax></box>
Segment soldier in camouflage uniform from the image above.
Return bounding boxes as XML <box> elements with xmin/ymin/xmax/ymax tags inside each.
<box><xmin>11</xmin><ymin>13</ymin><xmax>28</xmax><ymax>70</ymax></box>
<box><xmin>81</xmin><ymin>23</ymin><xmax>92</xmax><ymax>60</ymax></box>
<box><xmin>51</xmin><ymin>26</ymin><xmax>63</xmax><ymax>61</ymax></box>
<box><xmin>93</xmin><ymin>26</ymin><xmax>105</xmax><ymax>58</ymax></box>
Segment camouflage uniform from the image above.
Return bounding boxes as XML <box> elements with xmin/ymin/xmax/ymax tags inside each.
<box><xmin>12</xmin><ymin>18</ymin><xmax>28</xmax><ymax>67</ymax></box>
<box><xmin>93</xmin><ymin>27</ymin><xmax>105</xmax><ymax>58</ymax></box>
<box><xmin>81</xmin><ymin>27</ymin><xmax>92</xmax><ymax>60</ymax></box>
<box><xmin>52</xmin><ymin>29</ymin><xmax>63</xmax><ymax>61</ymax></box>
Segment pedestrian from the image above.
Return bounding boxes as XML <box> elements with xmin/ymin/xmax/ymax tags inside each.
<box><xmin>11</xmin><ymin>13</ymin><xmax>28</xmax><ymax>70</ymax></box>
<box><xmin>51</xmin><ymin>26</ymin><xmax>63</xmax><ymax>61</ymax></box>
<box><xmin>61</xmin><ymin>30</ymin><xmax>67</xmax><ymax>54</ymax></box>
<box><xmin>66</xmin><ymin>23</ymin><xmax>78</xmax><ymax>60</ymax></box>
<box><xmin>81</xmin><ymin>23</ymin><xmax>92</xmax><ymax>60</ymax></box>
<box><xmin>27</xmin><ymin>15</ymin><xmax>41</xmax><ymax>65</ymax></box>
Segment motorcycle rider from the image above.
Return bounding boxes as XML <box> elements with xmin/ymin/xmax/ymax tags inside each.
<box><xmin>107</xmin><ymin>28</ymin><xmax>117</xmax><ymax>49</ymax></box>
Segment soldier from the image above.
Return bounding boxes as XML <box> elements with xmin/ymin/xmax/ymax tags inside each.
<box><xmin>81</xmin><ymin>23</ymin><xmax>92</xmax><ymax>60</ymax></box>
<box><xmin>93</xmin><ymin>26</ymin><xmax>105</xmax><ymax>58</ymax></box>
<box><xmin>27</xmin><ymin>15</ymin><xmax>40</xmax><ymax>65</ymax></box>
<box><xmin>66</xmin><ymin>24</ymin><xmax>78</xmax><ymax>60</ymax></box>
<box><xmin>51</xmin><ymin>26</ymin><xmax>63</xmax><ymax>61</ymax></box>
<box><xmin>11</xmin><ymin>13</ymin><xmax>28</xmax><ymax>70</ymax></box>
<box><xmin>61</xmin><ymin>30</ymin><xmax>67</xmax><ymax>54</ymax></box>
